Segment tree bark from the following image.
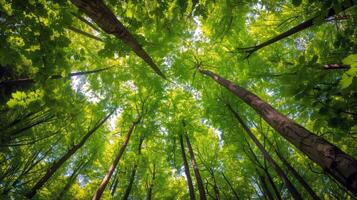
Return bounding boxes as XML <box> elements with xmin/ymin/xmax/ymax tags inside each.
<box><xmin>92</xmin><ymin>118</ymin><xmax>140</xmax><ymax>200</ymax></box>
<box><xmin>259</xmin><ymin>174</ymin><xmax>274</xmax><ymax>200</ymax></box>
<box><xmin>56</xmin><ymin>161</ymin><xmax>86</xmax><ymax>200</ymax></box>
<box><xmin>227</xmin><ymin>104</ymin><xmax>302</xmax><ymax>200</ymax></box>
<box><xmin>199</xmin><ymin>68</ymin><xmax>357</xmax><ymax>194</ymax></box>
<box><xmin>122</xmin><ymin>136</ymin><xmax>144</xmax><ymax>200</ymax></box>
<box><xmin>180</xmin><ymin>133</ymin><xmax>196</xmax><ymax>200</ymax></box>
<box><xmin>238</xmin><ymin>0</ymin><xmax>355</xmax><ymax>56</ymax></box>
<box><xmin>25</xmin><ymin>110</ymin><xmax>114</xmax><ymax>198</ymax></box>
<box><xmin>185</xmin><ymin>132</ymin><xmax>207</xmax><ymax>200</ymax></box>
<box><xmin>70</xmin><ymin>0</ymin><xmax>166</xmax><ymax>79</ymax></box>
<box><xmin>146</xmin><ymin>164</ymin><xmax>156</xmax><ymax>200</ymax></box>
<box><xmin>275</xmin><ymin>149</ymin><xmax>321</xmax><ymax>200</ymax></box>
<box><xmin>221</xmin><ymin>172</ymin><xmax>240</xmax><ymax>200</ymax></box>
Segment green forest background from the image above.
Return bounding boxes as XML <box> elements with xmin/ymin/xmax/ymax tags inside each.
<box><xmin>0</xmin><ymin>0</ymin><xmax>356</xmax><ymax>199</ymax></box>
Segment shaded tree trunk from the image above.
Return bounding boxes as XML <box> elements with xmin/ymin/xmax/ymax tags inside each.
<box><xmin>238</xmin><ymin>0</ymin><xmax>355</xmax><ymax>56</ymax></box>
<box><xmin>227</xmin><ymin>104</ymin><xmax>302</xmax><ymax>200</ymax></box>
<box><xmin>275</xmin><ymin>149</ymin><xmax>321</xmax><ymax>200</ymax></box>
<box><xmin>71</xmin><ymin>0</ymin><xmax>166</xmax><ymax>79</ymax></box>
<box><xmin>56</xmin><ymin>161</ymin><xmax>86</xmax><ymax>200</ymax></box>
<box><xmin>221</xmin><ymin>172</ymin><xmax>240</xmax><ymax>200</ymax></box>
<box><xmin>110</xmin><ymin>170</ymin><xmax>120</xmax><ymax>196</ymax></box>
<box><xmin>25</xmin><ymin>110</ymin><xmax>114</xmax><ymax>198</ymax></box>
<box><xmin>259</xmin><ymin>174</ymin><xmax>274</xmax><ymax>200</ymax></box>
<box><xmin>184</xmin><ymin>131</ymin><xmax>207</xmax><ymax>200</ymax></box>
<box><xmin>92</xmin><ymin>118</ymin><xmax>141</xmax><ymax>200</ymax></box>
<box><xmin>146</xmin><ymin>164</ymin><xmax>156</xmax><ymax>200</ymax></box>
<box><xmin>180</xmin><ymin>133</ymin><xmax>196</xmax><ymax>200</ymax></box>
<box><xmin>122</xmin><ymin>136</ymin><xmax>144</xmax><ymax>200</ymax></box>
<box><xmin>199</xmin><ymin>68</ymin><xmax>357</xmax><ymax>194</ymax></box>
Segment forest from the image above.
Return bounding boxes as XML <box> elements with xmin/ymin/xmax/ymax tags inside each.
<box><xmin>0</xmin><ymin>0</ymin><xmax>357</xmax><ymax>199</ymax></box>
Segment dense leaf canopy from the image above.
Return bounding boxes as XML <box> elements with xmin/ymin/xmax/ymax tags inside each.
<box><xmin>0</xmin><ymin>0</ymin><xmax>356</xmax><ymax>199</ymax></box>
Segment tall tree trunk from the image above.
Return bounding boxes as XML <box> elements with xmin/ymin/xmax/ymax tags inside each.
<box><xmin>263</xmin><ymin>167</ymin><xmax>282</xmax><ymax>200</ymax></box>
<box><xmin>146</xmin><ymin>164</ymin><xmax>156</xmax><ymax>200</ymax></box>
<box><xmin>227</xmin><ymin>104</ymin><xmax>302</xmax><ymax>200</ymax></box>
<box><xmin>71</xmin><ymin>0</ymin><xmax>166</xmax><ymax>79</ymax></box>
<box><xmin>110</xmin><ymin>170</ymin><xmax>120</xmax><ymax>196</ymax></box>
<box><xmin>180</xmin><ymin>133</ymin><xmax>196</xmax><ymax>200</ymax></box>
<box><xmin>122</xmin><ymin>137</ymin><xmax>144</xmax><ymax>200</ymax></box>
<box><xmin>221</xmin><ymin>172</ymin><xmax>240</xmax><ymax>200</ymax></box>
<box><xmin>258</xmin><ymin>174</ymin><xmax>274</xmax><ymax>200</ymax></box>
<box><xmin>25</xmin><ymin>111</ymin><xmax>114</xmax><ymax>198</ymax></box>
<box><xmin>56</xmin><ymin>161</ymin><xmax>86</xmax><ymax>200</ymax></box>
<box><xmin>212</xmin><ymin>174</ymin><xmax>220</xmax><ymax>200</ymax></box>
<box><xmin>238</xmin><ymin>0</ymin><xmax>355</xmax><ymax>56</ymax></box>
<box><xmin>275</xmin><ymin>149</ymin><xmax>321</xmax><ymax>200</ymax></box>
<box><xmin>199</xmin><ymin>68</ymin><xmax>357</xmax><ymax>194</ymax></box>
<box><xmin>184</xmin><ymin>132</ymin><xmax>207</xmax><ymax>200</ymax></box>
<box><xmin>92</xmin><ymin>118</ymin><xmax>141</xmax><ymax>200</ymax></box>
<box><xmin>0</xmin><ymin>66</ymin><xmax>114</xmax><ymax>89</ymax></box>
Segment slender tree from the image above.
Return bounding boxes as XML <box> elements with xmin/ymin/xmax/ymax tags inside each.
<box><xmin>179</xmin><ymin>133</ymin><xmax>196</xmax><ymax>200</ymax></box>
<box><xmin>198</xmin><ymin>67</ymin><xmax>357</xmax><ymax>194</ymax></box>
<box><xmin>56</xmin><ymin>160</ymin><xmax>87</xmax><ymax>200</ymax></box>
<box><xmin>184</xmin><ymin>125</ymin><xmax>207</xmax><ymax>200</ymax></box>
<box><xmin>146</xmin><ymin>164</ymin><xmax>156</xmax><ymax>200</ymax></box>
<box><xmin>221</xmin><ymin>172</ymin><xmax>240</xmax><ymax>200</ymax></box>
<box><xmin>70</xmin><ymin>0</ymin><xmax>166</xmax><ymax>79</ymax></box>
<box><xmin>237</xmin><ymin>0</ymin><xmax>355</xmax><ymax>56</ymax></box>
<box><xmin>227</xmin><ymin>104</ymin><xmax>302</xmax><ymax>199</ymax></box>
<box><xmin>25</xmin><ymin>110</ymin><xmax>114</xmax><ymax>198</ymax></box>
<box><xmin>92</xmin><ymin>117</ymin><xmax>141</xmax><ymax>200</ymax></box>
<box><xmin>275</xmin><ymin>148</ymin><xmax>321</xmax><ymax>200</ymax></box>
<box><xmin>122</xmin><ymin>136</ymin><xmax>144</xmax><ymax>200</ymax></box>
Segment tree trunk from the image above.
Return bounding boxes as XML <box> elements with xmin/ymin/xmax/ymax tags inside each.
<box><xmin>180</xmin><ymin>134</ymin><xmax>196</xmax><ymax>200</ymax></box>
<box><xmin>238</xmin><ymin>0</ymin><xmax>354</xmax><ymax>56</ymax></box>
<box><xmin>221</xmin><ymin>172</ymin><xmax>240</xmax><ymax>200</ymax></box>
<box><xmin>212</xmin><ymin>175</ymin><xmax>221</xmax><ymax>200</ymax></box>
<box><xmin>275</xmin><ymin>150</ymin><xmax>321</xmax><ymax>200</ymax></box>
<box><xmin>56</xmin><ymin>161</ymin><xmax>86</xmax><ymax>200</ymax></box>
<box><xmin>92</xmin><ymin>118</ymin><xmax>140</xmax><ymax>200</ymax></box>
<box><xmin>185</xmin><ymin>133</ymin><xmax>207</xmax><ymax>200</ymax></box>
<box><xmin>25</xmin><ymin>110</ymin><xmax>114</xmax><ymax>198</ymax></box>
<box><xmin>0</xmin><ymin>66</ymin><xmax>114</xmax><ymax>89</ymax></box>
<box><xmin>259</xmin><ymin>174</ymin><xmax>274</xmax><ymax>200</ymax></box>
<box><xmin>227</xmin><ymin>104</ymin><xmax>302</xmax><ymax>200</ymax></box>
<box><xmin>146</xmin><ymin>164</ymin><xmax>156</xmax><ymax>200</ymax></box>
<box><xmin>122</xmin><ymin>165</ymin><xmax>137</xmax><ymax>200</ymax></box>
<box><xmin>71</xmin><ymin>0</ymin><xmax>166</xmax><ymax>79</ymax></box>
<box><xmin>122</xmin><ymin>137</ymin><xmax>144</xmax><ymax>200</ymax></box>
<box><xmin>199</xmin><ymin>68</ymin><xmax>357</xmax><ymax>194</ymax></box>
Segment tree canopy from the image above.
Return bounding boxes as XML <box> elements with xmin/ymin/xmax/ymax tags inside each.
<box><xmin>0</xmin><ymin>0</ymin><xmax>356</xmax><ymax>199</ymax></box>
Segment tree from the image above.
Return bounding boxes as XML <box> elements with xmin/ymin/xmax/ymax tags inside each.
<box><xmin>25</xmin><ymin>110</ymin><xmax>114</xmax><ymax>198</ymax></box>
<box><xmin>237</xmin><ymin>0</ymin><xmax>355</xmax><ymax>57</ymax></box>
<box><xmin>70</xmin><ymin>0</ymin><xmax>166</xmax><ymax>79</ymax></box>
<box><xmin>92</xmin><ymin>117</ymin><xmax>141</xmax><ymax>200</ymax></box>
<box><xmin>199</xmin><ymin>67</ymin><xmax>357</xmax><ymax>194</ymax></box>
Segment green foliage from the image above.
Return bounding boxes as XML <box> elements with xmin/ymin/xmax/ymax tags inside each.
<box><xmin>0</xmin><ymin>0</ymin><xmax>356</xmax><ymax>199</ymax></box>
